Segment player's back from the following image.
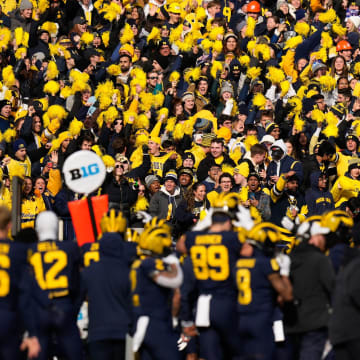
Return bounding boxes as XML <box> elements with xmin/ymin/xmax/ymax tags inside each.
<box><xmin>0</xmin><ymin>239</ymin><xmax>28</xmax><ymax>310</ymax></box>
<box><xmin>29</xmin><ymin>240</ymin><xmax>80</xmax><ymax>300</ymax></box>
<box><xmin>235</xmin><ymin>249</ymin><xmax>279</xmax><ymax>314</ymax></box>
<box><xmin>82</xmin><ymin>233</ymin><xmax>137</xmax><ymax>342</ymax></box>
<box><xmin>185</xmin><ymin>230</ymin><xmax>242</xmax><ymax>296</ymax></box>
<box><xmin>130</xmin><ymin>256</ymin><xmax>173</xmax><ymax>321</ymax></box>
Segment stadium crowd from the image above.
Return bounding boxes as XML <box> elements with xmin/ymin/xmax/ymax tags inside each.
<box><xmin>0</xmin><ymin>0</ymin><xmax>360</xmax><ymax>358</ymax></box>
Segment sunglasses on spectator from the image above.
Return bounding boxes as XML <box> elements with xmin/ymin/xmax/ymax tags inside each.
<box><xmin>149</xmin><ymin>76</ymin><xmax>158</xmax><ymax>80</ymax></box>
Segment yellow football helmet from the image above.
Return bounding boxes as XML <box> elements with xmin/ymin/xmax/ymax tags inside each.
<box><xmin>100</xmin><ymin>208</ymin><xmax>127</xmax><ymax>234</ymax></box>
<box><xmin>138</xmin><ymin>217</ymin><xmax>172</xmax><ymax>255</ymax></box>
<box><xmin>247</xmin><ymin>222</ymin><xmax>282</xmax><ymax>256</ymax></box>
<box><xmin>321</xmin><ymin>210</ymin><xmax>354</xmax><ymax>232</ymax></box>
<box><xmin>320</xmin><ymin>210</ymin><xmax>354</xmax><ymax>247</ymax></box>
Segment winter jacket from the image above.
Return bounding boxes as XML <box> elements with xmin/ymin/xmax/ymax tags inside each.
<box><xmin>285</xmin><ymin>242</ymin><xmax>335</xmax><ymax>334</ymax></box>
<box><xmin>148</xmin><ymin>186</ymin><xmax>182</xmax><ymax>224</ymax></box>
<box><xmin>197</xmin><ymin>153</ymin><xmax>236</xmax><ymax>182</ymax></box>
<box><xmin>305</xmin><ymin>171</ymin><xmax>334</xmax><ymax>216</ymax></box>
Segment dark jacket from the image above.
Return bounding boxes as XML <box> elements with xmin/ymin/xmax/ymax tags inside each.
<box><xmin>305</xmin><ymin>171</ymin><xmax>334</xmax><ymax>216</ymax></box>
<box><xmin>102</xmin><ymin>175</ymin><xmax>138</xmax><ymax>215</ymax></box>
<box><xmin>285</xmin><ymin>242</ymin><xmax>335</xmax><ymax>334</ymax></box>
<box><xmin>174</xmin><ymin>198</ymin><xmax>210</xmax><ymax>233</ymax></box>
<box><xmin>80</xmin><ymin>232</ymin><xmax>137</xmax><ymax>342</ymax></box>
<box><xmin>148</xmin><ymin>186</ymin><xmax>182</xmax><ymax>224</ymax></box>
<box><xmin>329</xmin><ymin>248</ymin><xmax>360</xmax><ymax>345</ymax></box>
<box><xmin>197</xmin><ymin>153</ymin><xmax>236</xmax><ymax>182</ymax></box>
<box><xmin>267</xmin><ymin>155</ymin><xmax>303</xmax><ymax>185</ymax></box>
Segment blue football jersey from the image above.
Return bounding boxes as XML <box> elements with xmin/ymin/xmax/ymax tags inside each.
<box><xmin>235</xmin><ymin>250</ymin><xmax>280</xmax><ymax>313</ymax></box>
<box><xmin>29</xmin><ymin>240</ymin><xmax>80</xmax><ymax>299</ymax></box>
<box><xmin>0</xmin><ymin>239</ymin><xmax>28</xmax><ymax>309</ymax></box>
<box><xmin>130</xmin><ymin>257</ymin><xmax>173</xmax><ymax>321</ymax></box>
<box><xmin>185</xmin><ymin>231</ymin><xmax>242</xmax><ymax>295</ymax></box>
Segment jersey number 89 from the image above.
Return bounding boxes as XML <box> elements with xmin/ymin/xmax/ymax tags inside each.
<box><xmin>190</xmin><ymin>245</ymin><xmax>229</xmax><ymax>281</ymax></box>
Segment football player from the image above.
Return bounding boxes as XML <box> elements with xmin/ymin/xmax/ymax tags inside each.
<box><xmin>176</xmin><ymin>194</ymin><xmax>244</xmax><ymax>360</ymax></box>
<box><xmin>80</xmin><ymin>209</ymin><xmax>138</xmax><ymax>360</ymax></box>
<box><xmin>235</xmin><ymin>223</ymin><xmax>293</xmax><ymax>360</ymax></box>
<box><xmin>0</xmin><ymin>206</ymin><xmax>41</xmax><ymax>359</ymax></box>
<box><xmin>30</xmin><ymin>211</ymin><xmax>83</xmax><ymax>360</ymax></box>
<box><xmin>130</xmin><ymin>217</ymin><xmax>183</xmax><ymax>359</ymax></box>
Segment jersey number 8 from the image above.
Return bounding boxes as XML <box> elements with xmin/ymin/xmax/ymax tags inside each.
<box><xmin>190</xmin><ymin>245</ymin><xmax>229</xmax><ymax>281</ymax></box>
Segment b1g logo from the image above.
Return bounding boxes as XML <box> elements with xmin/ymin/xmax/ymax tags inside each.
<box><xmin>69</xmin><ymin>163</ymin><xmax>100</xmax><ymax>180</ymax></box>
<box><xmin>63</xmin><ymin>151</ymin><xmax>106</xmax><ymax>195</ymax></box>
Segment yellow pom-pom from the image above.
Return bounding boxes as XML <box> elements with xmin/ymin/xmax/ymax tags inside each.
<box><xmin>201</xmin><ymin>38</ymin><xmax>213</xmax><ymax>53</ymax></box>
<box><xmin>353</xmin><ymin>82</ymin><xmax>360</xmax><ymax>97</ymax></box>
<box><xmin>280</xmin><ymin>81</ymin><xmax>290</xmax><ymax>98</ymax></box>
<box><xmin>239</xmin><ymin>55</ymin><xmax>250</xmax><ymax>67</ymax></box>
<box><xmin>47</xmin><ymin>105</ymin><xmax>67</xmax><ymax>120</ymax></box>
<box><xmin>318</xmin><ymin>9</ymin><xmax>337</xmax><ymax>23</ymax></box>
<box><xmin>213</xmin><ymin>40</ymin><xmax>223</xmax><ymax>53</ymax></box>
<box><xmin>14</xmin><ymin>27</ymin><xmax>24</xmax><ymax>47</ymax></box>
<box><xmin>158</xmin><ymin>108</ymin><xmax>169</xmax><ymax>120</ymax></box>
<box><xmin>253</xmin><ymin>93</ymin><xmax>266</xmax><ymax>109</ymax></box>
<box><xmin>332</xmin><ymin>23</ymin><xmax>347</xmax><ymax>37</ymax></box>
<box><xmin>208</xmin><ymin>26</ymin><xmax>225</xmax><ymax>41</ymax></box>
<box><xmin>80</xmin><ymin>31</ymin><xmax>94</xmax><ymax>45</ymax></box>
<box><xmin>165</xmin><ymin>116</ymin><xmax>177</xmax><ymax>132</ymax></box>
<box><xmin>3</xmin><ymin>128</ymin><xmax>16</xmax><ymax>143</ymax></box>
<box><xmin>244</xmin><ymin>135</ymin><xmax>258</xmax><ymax>151</ymax></box>
<box><xmin>353</xmin><ymin>62</ymin><xmax>360</xmax><ymax>75</ymax></box>
<box><xmin>60</xmin><ymin>86</ymin><xmax>73</xmax><ymax>99</ymax></box>
<box><xmin>102</xmin><ymin>31</ymin><xmax>110</xmax><ymax>47</ymax></box>
<box><xmin>2</xmin><ymin>65</ymin><xmax>15</xmax><ymax>87</ymax></box>
<box><xmin>69</xmin><ymin>118</ymin><xmax>83</xmax><ymax>136</ymax></box>
<box><xmin>43</xmin><ymin>80</ymin><xmax>60</xmax><ymax>95</ymax></box>
<box><xmin>312</xmin><ymin>109</ymin><xmax>325</xmax><ymax>123</ymax></box>
<box><xmin>254</xmin><ymin>44</ymin><xmax>271</xmax><ymax>61</ymax></box>
<box><xmin>246</xmin><ymin>67</ymin><xmax>261</xmax><ymax>80</ymax></box>
<box><xmin>245</xmin><ymin>16</ymin><xmax>256</xmax><ymax>38</ymax></box>
<box><xmin>323</xmin><ymin>124</ymin><xmax>338</xmax><ymax>138</ymax></box>
<box><xmin>104</xmin><ymin>106</ymin><xmax>119</xmax><ymax>124</ymax></box>
<box><xmin>169</xmin><ymin>71</ymin><xmax>180</xmax><ymax>83</ymax></box>
<box><xmin>133</xmin><ymin>196</ymin><xmax>149</xmax><ymax>212</ymax></box>
<box><xmin>313</xmin><ymin>47</ymin><xmax>327</xmax><ymax>63</ymax></box>
<box><xmin>294</xmin><ymin>22</ymin><xmax>310</xmax><ymax>37</ymax></box>
<box><xmin>134</xmin><ymin>113</ymin><xmax>149</xmax><ymax>130</ymax></box>
<box><xmin>147</xmin><ymin>27</ymin><xmax>161</xmax><ymax>44</ymax></box>
<box><xmin>247</xmin><ymin>40</ymin><xmax>256</xmax><ymax>53</ymax></box>
<box><xmin>120</xmin><ymin>23</ymin><xmax>134</xmax><ymax>44</ymax></box>
<box><xmin>95</xmin><ymin>80</ymin><xmax>114</xmax><ymax>110</ymax></box>
<box><xmin>107</xmin><ymin>64</ymin><xmax>121</xmax><ymax>76</ymax></box>
<box><xmin>0</xmin><ymin>28</ymin><xmax>11</xmax><ymax>50</ymax></box>
<box><xmin>210</xmin><ymin>60</ymin><xmax>223</xmax><ymax>79</ymax></box>
<box><xmin>294</xmin><ymin>114</ymin><xmax>305</xmax><ymax>132</ymax></box>
<box><xmin>153</xmin><ymin>93</ymin><xmax>165</xmax><ymax>108</ymax></box>
<box><xmin>184</xmin><ymin>67</ymin><xmax>201</xmax><ymax>83</ymax></box>
<box><xmin>321</xmin><ymin>31</ymin><xmax>333</xmax><ymax>49</ymax></box>
<box><xmin>284</xmin><ymin>35</ymin><xmax>303</xmax><ymax>49</ymax></box>
<box><xmin>102</xmin><ymin>154</ymin><xmax>115</xmax><ymax>168</ymax></box>
<box><xmin>46</xmin><ymin>61</ymin><xmax>59</xmax><ymax>80</ymax></box>
<box><xmin>266</xmin><ymin>66</ymin><xmax>285</xmax><ymax>84</ymax></box>
<box><xmin>41</xmin><ymin>22</ymin><xmax>58</xmax><ymax>37</ymax></box>
<box><xmin>288</xmin><ymin>97</ymin><xmax>302</xmax><ymax>113</ymax></box>
<box><xmin>318</xmin><ymin>75</ymin><xmax>337</xmax><ymax>92</ymax></box>
<box><xmin>15</xmin><ymin>47</ymin><xmax>27</xmax><ymax>60</ymax></box>
<box><xmin>38</xmin><ymin>0</ymin><xmax>49</xmax><ymax>14</ymax></box>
